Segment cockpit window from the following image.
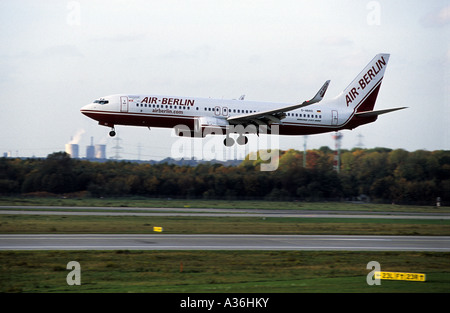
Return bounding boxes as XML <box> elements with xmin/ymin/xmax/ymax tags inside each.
<box><xmin>94</xmin><ymin>99</ymin><xmax>109</xmax><ymax>105</ymax></box>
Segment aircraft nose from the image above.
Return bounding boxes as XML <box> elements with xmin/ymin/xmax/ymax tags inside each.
<box><xmin>80</xmin><ymin>103</ymin><xmax>94</xmax><ymax>115</ymax></box>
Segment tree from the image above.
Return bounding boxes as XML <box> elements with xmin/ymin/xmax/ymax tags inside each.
<box><xmin>1</xmin><ymin>147</ymin><xmax>448</xmax><ymax>204</ymax></box>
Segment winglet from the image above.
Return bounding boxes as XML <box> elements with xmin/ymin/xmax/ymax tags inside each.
<box><xmin>306</xmin><ymin>80</ymin><xmax>330</xmax><ymax>105</ymax></box>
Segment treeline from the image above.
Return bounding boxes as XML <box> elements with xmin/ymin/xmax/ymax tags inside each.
<box><xmin>1</xmin><ymin>147</ymin><xmax>449</xmax><ymax>205</ymax></box>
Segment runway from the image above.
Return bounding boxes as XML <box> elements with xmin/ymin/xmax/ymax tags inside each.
<box><xmin>1</xmin><ymin>234</ymin><xmax>449</xmax><ymax>251</ymax></box>
<box><xmin>1</xmin><ymin>206</ymin><xmax>449</xmax><ymax>219</ymax></box>
<box><xmin>1</xmin><ymin>206</ymin><xmax>449</xmax><ymax>252</ymax></box>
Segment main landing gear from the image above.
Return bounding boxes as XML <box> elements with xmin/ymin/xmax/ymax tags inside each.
<box><xmin>224</xmin><ymin>137</ymin><xmax>234</xmax><ymax>147</ymax></box>
<box><xmin>223</xmin><ymin>134</ymin><xmax>248</xmax><ymax>147</ymax></box>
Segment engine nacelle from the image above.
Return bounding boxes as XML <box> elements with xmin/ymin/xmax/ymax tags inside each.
<box><xmin>194</xmin><ymin>116</ymin><xmax>229</xmax><ymax>137</ymax></box>
<box><xmin>174</xmin><ymin>124</ymin><xmax>195</xmax><ymax>137</ymax></box>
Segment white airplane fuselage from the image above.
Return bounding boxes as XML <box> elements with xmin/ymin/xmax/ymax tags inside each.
<box><xmin>81</xmin><ymin>95</ymin><xmax>355</xmax><ymax>134</ymax></box>
<box><xmin>80</xmin><ymin>54</ymin><xmax>405</xmax><ymax>143</ymax></box>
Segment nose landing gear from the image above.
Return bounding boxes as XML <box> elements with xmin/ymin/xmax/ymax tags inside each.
<box><xmin>109</xmin><ymin>128</ymin><xmax>116</xmax><ymax>137</ymax></box>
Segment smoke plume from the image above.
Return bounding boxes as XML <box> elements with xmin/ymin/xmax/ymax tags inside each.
<box><xmin>68</xmin><ymin>129</ymin><xmax>85</xmax><ymax>145</ymax></box>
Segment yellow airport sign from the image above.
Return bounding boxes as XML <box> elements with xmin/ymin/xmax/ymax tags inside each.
<box><xmin>375</xmin><ymin>271</ymin><xmax>426</xmax><ymax>282</ymax></box>
<box><xmin>153</xmin><ymin>227</ymin><xmax>163</xmax><ymax>232</ymax></box>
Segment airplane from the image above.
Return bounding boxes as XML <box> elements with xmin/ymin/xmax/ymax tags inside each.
<box><xmin>80</xmin><ymin>53</ymin><xmax>406</xmax><ymax>146</ymax></box>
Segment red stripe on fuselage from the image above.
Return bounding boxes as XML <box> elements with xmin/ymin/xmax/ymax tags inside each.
<box><xmin>81</xmin><ymin>110</ymin><xmax>195</xmax><ymax>129</ymax></box>
<box><xmin>82</xmin><ymin>109</ymin><xmax>338</xmax><ymax>136</ymax></box>
<box><xmin>82</xmin><ymin>79</ymin><xmax>383</xmax><ymax>136</ymax></box>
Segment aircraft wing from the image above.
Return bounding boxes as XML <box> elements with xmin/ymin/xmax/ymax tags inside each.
<box><xmin>227</xmin><ymin>80</ymin><xmax>330</xmax><ymax>125</ymax></box>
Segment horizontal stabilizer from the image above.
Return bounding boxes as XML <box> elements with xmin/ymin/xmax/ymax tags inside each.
<box><xmin>354</xmin><ymin>107</ymin><xmax>407</xmax><ymax>118</ymax></box>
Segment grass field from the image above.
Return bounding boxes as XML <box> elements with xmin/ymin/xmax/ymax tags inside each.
<box><xmin>1</xmin><ymin>250</ymin><xmax>449</xmax><ymax>293</ymax></box>
<box><xmin>1</xmin><ymin>214</ymin><xmax>449</xmax><ymax>236</ymax></box>
<box><xmin>1</xmin><ymin>196</ymin><xmax>450</xmax><ymax>213</ymax></box>
<box><xmin>0</xmin><ymin>197</ymin><xmax>449</xmax><ymax>293</ymax></box>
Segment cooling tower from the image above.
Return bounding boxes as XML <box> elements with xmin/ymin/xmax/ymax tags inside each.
<box><xmin>65</xmin><ymin>144</ymin><xmax>79</xmax><ymax>158</ymax></box>
<box><xmin>95</xmin><ymin>144</ymin><xmax>106</xmax><ymax>159</ymax></box>
<box><xmin>86</xmin><ymin>145</ymin><xmax>95</xmax><ymax>160</ymax></box>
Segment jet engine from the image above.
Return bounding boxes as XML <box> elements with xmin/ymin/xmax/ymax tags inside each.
<box><xmin>194</xmin><ymin>116</ymin><xmax>229</xmax><ymax>137</ymax></box>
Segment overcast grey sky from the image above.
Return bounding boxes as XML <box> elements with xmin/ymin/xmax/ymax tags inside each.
<box><xmin>0</xmin><ymin>0</ymin><xmax>448</xmax><ymax>160</ymax></box>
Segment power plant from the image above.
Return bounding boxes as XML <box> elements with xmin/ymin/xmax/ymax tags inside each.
<box><xmin>85</xmin><ymin>137</ymin><xmax>106</xmax><ymax>160</ymax></box>
<box><xmin>65</xmin><ymin>134</ymin><xmax>106</xmax><ymax>160</ymax></box>
<box><xmin>86</xmin><ymin>137</ymin><xmax>95</xmax><ymax>159</ymax></box>
<box><xmin>65</xmin><ymin>129</ymin><xmax>85</xmax><ymax>159</ymax></box>
<box><xmin>94</xmin><ymin>144</ymin><xmax>106</xmax><ymax>160</ymax></box>
<box><xmin>65</xmin><ymin>143</ymin><xmax>79</xmax><ymax>159</ymax></box>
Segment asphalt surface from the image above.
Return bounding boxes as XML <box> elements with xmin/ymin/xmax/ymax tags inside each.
<box><xmin>1</xmin><ymin>234</ymin><xmax>449</xmax><ymax>251</ymax></box>
<box><xmin>1</xmin><ymin>206</ymin><xmax>448</xmax><ymax>251</ymax></box>
<box><xmin>1</xmin><ymin>206</ymin><xmax>449</xmax><ymax>219</ymax></box>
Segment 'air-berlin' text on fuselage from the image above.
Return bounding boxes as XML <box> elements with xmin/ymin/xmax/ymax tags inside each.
<box><xmin>346</xmin><ymin>56</ymin><xmax>386</xmax><ymax>106</ymax></box>
<box><xmin>141</xmin><ymin>97</ymin><xmax>195</xmax><ymax>106</ymax></box>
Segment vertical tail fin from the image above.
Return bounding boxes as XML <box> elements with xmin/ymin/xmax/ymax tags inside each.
<box><xmin>340</xmin><ymin>53</ymin><xmax>390</xmax><ymax>112</ymax></box>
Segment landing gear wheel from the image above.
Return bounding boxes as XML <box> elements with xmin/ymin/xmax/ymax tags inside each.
<box><xmin>237</xmin><ymin>135</ymin><xmax>248</xmax><ymax>145</ymax></box>
<box><xmin>109</xmin><ymin>130</ymin><xmax>116</xmax><ymax>137</ymax></box>
<box><xmin>224</xmin><ymin>137</ymin><xmax>235</xmax><ymax>147</ymax></box>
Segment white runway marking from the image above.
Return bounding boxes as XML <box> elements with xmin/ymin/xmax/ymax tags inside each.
<box><xmin>1</xmin><ymin>234</ymin><xmax>449</xmax><ymax>251</ymax></box>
